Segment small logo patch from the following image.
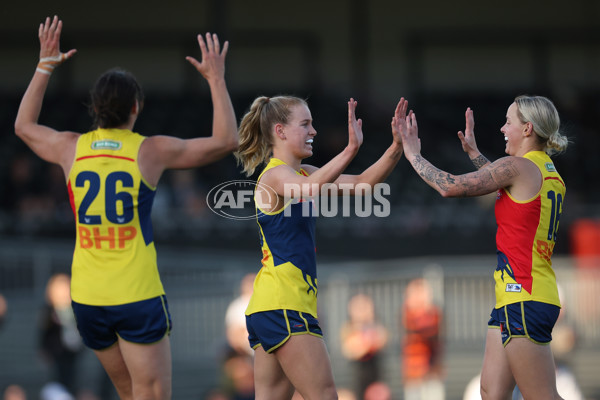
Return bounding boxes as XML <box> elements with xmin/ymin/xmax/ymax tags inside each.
<box><xmin>506</xmin><ymin>283</ymin><xmax>522</xmax><ymax>292</ymax></box>
<box><xmin>545</xmin><ymin>162</ymin><xmax>556</xmax><ymax>172</ymax></box>
<box><xmin>92</xmin><ymin>140</ymin><xmax>122</xmax><ymax>150</ymax></box>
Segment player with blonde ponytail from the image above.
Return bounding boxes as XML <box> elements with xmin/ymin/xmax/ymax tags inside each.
<box><xmin>237</xmin><ymin>95</ymin><xmax>407</xmax><ymax>400</ymax></box>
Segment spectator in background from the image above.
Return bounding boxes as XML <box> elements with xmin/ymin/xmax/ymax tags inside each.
<box><xmin>39</xmin><ymin>382</ymin><xmax>74</xmax><ymax>400</ymax></box>
<box><xmin>2</xmin><ymin>385</ymin><xmax>26</xmax><ymax>400</ymax></box>
<box><xmin>38</xmin><ymin>273</ymin><xmax>82</xmax><ymax>396</ymax></box>
<box><xmin>363</xmin><ymin>382</ymin><xmax>392</xmax><ymax>400</ymax></box>
<box><xmin>222</xmin><ymin>355</ymin><xmax>255</xmax><ymax>400</ymax></box>
<box><xmin>340</xmin><ymin>293</ymin><xmax>388</xmax><ymax>398</ymax></box>
<box><xmin>225</xmin><ymin>273</ymin><xmax>256</xmax><ymax>358</ymax></box>
<box><xmin>400</xmin><ymin>278</ymin><xmax>444</xmax><ymax>400</ymax></box>
<box><xmin>336</xmin><ymin>388</ymin><xmax>357</xmax><ymax>400</ymax></box>
<box><xmin>221</xmin><ymin>273</ymin><xmax>257</xmax><ymax>400</ymax></box>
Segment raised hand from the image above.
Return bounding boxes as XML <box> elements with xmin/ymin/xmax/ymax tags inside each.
<box><xmin>396</xmin><ymin>113</ymin><xmax>420</xmax><ymax>159</ymax></box>
<box><xmin>37</xmin><ymin>16</ymin><xmax>77</xmax><ymax>75</ymax></box>
<box><xmin>390</xmin><ymin>97</ymin><xmax>408</xmax><ymax>145</ymax></box>
<box><xmin>347</xmin><ymin>98</ymin><xmax>363</xmax><ymax>150</ymax></box>
<box><xmin>186</xmin><ymin>33</ymin><xmax>229</xmax><ymax>83</ymax></box>
<box><xmin>457</xmin><ymin>107</ymin><xmax>479</xmax><ymax>155</ymax></box>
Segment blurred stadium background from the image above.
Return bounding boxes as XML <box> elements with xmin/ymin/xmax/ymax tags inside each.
<box><xmin>1</xmin><ymin>0</ymin><xmax>600</xmax><ymax>399</ymax></box>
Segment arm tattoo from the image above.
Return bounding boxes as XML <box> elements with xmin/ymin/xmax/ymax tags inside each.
<box><xmin>490</xmin><ymin>160</ymin><xmax>520</xmax><ymax>185</ymax></box>
<box><xmin>411</xmin><ymin>154</ymin><xmax>453</xmax><ymax>192</ymax></box>
<box><xmin>457</xmin><ymin>170</ymin><xmax>495</xmax><ymax>197</ymax></box>
<box><xmin>471</xmin><ymin>154</ymin><xmax>490</xmax><ymax>170</ymax></box>
<box><xmin>412</xmin><ymin>154</ymin><xmax>501</xmax><ymax>197</ymax></box>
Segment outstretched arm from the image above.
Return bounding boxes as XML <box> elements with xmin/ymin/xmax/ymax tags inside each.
<box><xmin>457</xmin><ymin>107</ymin><xmax>490</xmax><ymax>170</ymax></box>
<box><xmin>140</xmin><ymin>32</ymin><xmax>238</xmax><ymax>184</ymax></box>
<box><xmin>14</xmin><ymin>16</ymin><xmax>79</xmax><ymax>173</ymax></box>
<box><xmin>185</xmin><ymin>32</ymin><xmax>239</xmax><ymax>161</ymax></box>
<box><xmin>396</xmin><ymin>110</ymin><xmax>520</xmax><ymax>198</ymax></box>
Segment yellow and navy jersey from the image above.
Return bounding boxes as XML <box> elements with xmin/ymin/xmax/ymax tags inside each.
<box><xmin>67</xmin><ymin>129</ymin><xmax>165</xmax><ymax>306</ymax></box>
<box><xmin>246</xmin><ymin>158</ymin><xmax>318</xmax><ymax>317</ymax></box>
<box><xmin>494</xmin><ymin>151</ymin><xmax>565</xmax><ymax>308</ymax></box>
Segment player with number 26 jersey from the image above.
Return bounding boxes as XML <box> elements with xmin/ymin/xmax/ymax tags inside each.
<box><xmin>68</xmin><ymin>128</ymin><xmax>164</xmax><ymax>306</ymax></box>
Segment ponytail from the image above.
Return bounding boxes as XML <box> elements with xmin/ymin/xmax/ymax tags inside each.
<box><xmin>235</xmin><ymin>95</ymin><xmax>307</xmax><ymax>176</ymax></box>
<box><xmin>514</xmin><ymin>95</ymin><xmax>568</xmax><ymax>155</ymax></box>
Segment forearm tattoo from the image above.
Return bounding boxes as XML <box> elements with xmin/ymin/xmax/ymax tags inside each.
<box><xmin>411</xmin><ymin>154</ymin><xmax>453</xmax><ymax>192</ymax></box>
<box><xmin>471</xmin><ymin>154</ymin><xmax>490</xmax><ymax>170</ymax></box>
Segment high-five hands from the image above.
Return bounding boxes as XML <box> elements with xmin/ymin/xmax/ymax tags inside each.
<box><xmin>392</xmin><ymin>98</ymin><xmax>420</xmax><ymax>157</ymax></box>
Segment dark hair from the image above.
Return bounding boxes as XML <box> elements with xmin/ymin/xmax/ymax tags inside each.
<box><xmin>88</xmin><ymin>68</ymin><xmax>144</xmax><ymax>129</ymax></box>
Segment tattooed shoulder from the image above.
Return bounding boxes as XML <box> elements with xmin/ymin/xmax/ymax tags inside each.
<box><xmin>490</xmin><ymin>158</ymin><xmax>520</xmax><ymax>185</ymax></box>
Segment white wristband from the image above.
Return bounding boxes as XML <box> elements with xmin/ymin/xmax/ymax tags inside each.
<box><xmin>36</xmin><ymin>67</ymin><xmax>52</xmax><ymax>75</ymax></box>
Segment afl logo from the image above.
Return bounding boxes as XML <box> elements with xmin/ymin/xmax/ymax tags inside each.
<box><xmin>206</xmin><ymin>180</ymin><xmax>277</xmax><ymax>220</ymax></box>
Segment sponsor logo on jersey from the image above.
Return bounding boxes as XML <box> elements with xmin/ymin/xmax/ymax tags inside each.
<box><xmin>505</xmin><ymin>283</ymin><xmax>522</xmax><ymax>292</ymax></box>
<box><xmin>92</xmin><ymin>140</ymin><xmax>122</xmax><ymax>150</ymax></box>
<box><xmin>545</xmin><ymin>162</ymin><xmax>556</xmax><ymax>172</ymax></box>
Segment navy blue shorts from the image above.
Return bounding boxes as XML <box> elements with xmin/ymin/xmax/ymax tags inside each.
<box><xmin>246</xmin><ymin>309</ymin><xmax>323</xmax><ymax>353</ymax></box>
<box><xmin>488</xmin><ymin>301</ymin><xmax>560</xmax><ymax>346</ymax></box>
<box><xmin>72</xmin><ymin>295</ymin><xmax>172</xmax><ymax>350</ymax></box>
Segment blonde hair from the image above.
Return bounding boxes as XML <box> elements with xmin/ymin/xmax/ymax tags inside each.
<box><xmin>235</xmin><ymin>95</ymin><xmax>307</xmax><ymax>176</ymax></box>
<box><xmin>514</xmin><ymin>95</ymin><xmax>568</xmax><ymax>155</ymax></box>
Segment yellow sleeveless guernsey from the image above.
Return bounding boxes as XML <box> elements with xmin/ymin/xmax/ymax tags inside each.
<box><xmin>67</xmin><ymin>129</ymin><xmax>164</xmax><ymax>306</ymax></box>
<box><xmin>245</xmin><ymin>158</ymin><xmax>318</xmax><ymax>317</ymax></box>
<box><xmin>494</xmin><ymin>151</ymin><xmax>565</xmax><ymax>308</ymax></box>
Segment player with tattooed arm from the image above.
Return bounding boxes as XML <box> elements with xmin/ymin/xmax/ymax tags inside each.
<box><xmin>395</xmin><ymin>96</ymin><xmax>568</xmax><ymax>400</ymax></box>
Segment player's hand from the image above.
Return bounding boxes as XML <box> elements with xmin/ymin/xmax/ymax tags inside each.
<box><xmin>347</xmin><ymin>98</ymin><xmax>363</xmax><ymax>151</ymax></box>
<box><xmin>391</xmin><ymin>97</ymin><xmax>408</xmax><ymax>146</ymax></box>
<box><xmin>186</xmin><ymin>33</ymin><xmax>229</xmax><ymax>83</ymax></box>
<box><xmin>457</xmin><ymin>107</ymin><xmax>479</xmax><ymax>155</ymax></box>
<box><xmin>37</xmin><ymin>16</ymin><xmax>77</xmax><ymax>75</ymax></box>
<box><xmin>395</xmin><ymin>108</ymin><xmax>420</xmax><ymax>158</ymax></box>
